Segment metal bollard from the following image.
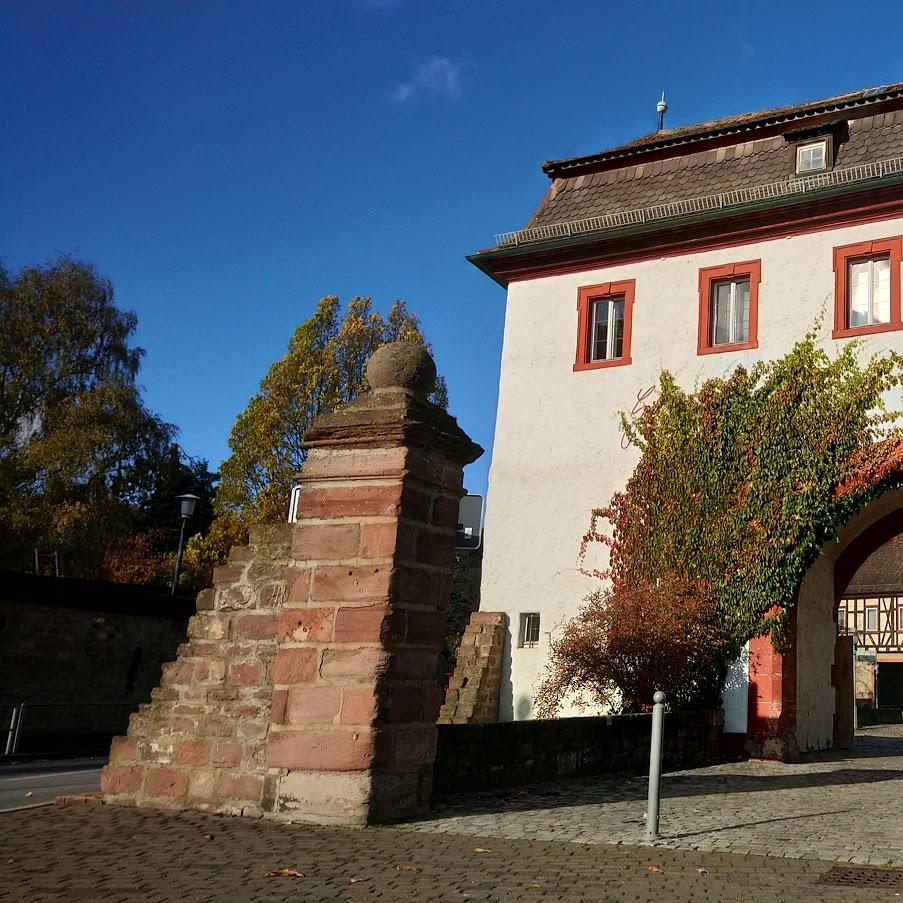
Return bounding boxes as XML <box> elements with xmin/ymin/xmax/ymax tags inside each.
<box><xmin>645</xmin><ymin>690</ymin><xmax>666</xmax><ymax>840</ymax></box>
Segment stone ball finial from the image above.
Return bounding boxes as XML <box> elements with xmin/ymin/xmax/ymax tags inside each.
<box><xmin>366</xmin><ymin>341</ymin><xmax>437</xmax><ymax>396</ymax></box>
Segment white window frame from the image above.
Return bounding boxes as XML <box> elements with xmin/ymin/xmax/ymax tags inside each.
<box><xmin>866</xmin><ymin>607</ymin><xmax>878</xmax><ymax>631</ymax></box>
<box><xmin>796</xmin><ymin>140</ymin><xmax>827</xmax><ymax>175</ymax></box>
<box><xmin>518</xmin><ymin>612</ymin><xmax>541</xmax><ymax>649</ymax></box>
<box><xmin>897</xmin><ymin>605</ymin><xmax>903</xmax><ymax>631</ymax></box>
<box><xmin>710</xmin><ymin>277</ymin><xmax>750</xmax><ymax>346</ymax></box>
<box><xmin>838</xmin><ymin>607</ymin><xmax>846</xmax><ymax>631</ymax></box>
<box><xmin>846</xmin><ymin>255</ymin><xmax>891</xmax><ymax>328</ymax></box>
<box><xmin>590</xmin><ymin>296</ymin><xmax>625</xmax><ymax>362</ymax></box>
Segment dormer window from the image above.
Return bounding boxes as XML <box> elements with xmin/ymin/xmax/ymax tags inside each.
<box><xmin>796</xmin><ymin>140</ymin><xmax>828</xmax><ymax>175</ymax></box>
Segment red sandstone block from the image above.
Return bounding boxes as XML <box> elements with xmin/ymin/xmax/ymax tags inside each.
<box><xmin>215</xmin><ymin>771</ymin><xmax>264</xmax><ymax>803</ymax></box>
<box><xmin>232</xmin><ymin>613</ymin><xmax>277</xmax><ymax>640</ymax></box>
<box><xmin>406</xmin><ymin>610</ymin><xmax>447</xmax><ymax>646</ymax></box>
<box><xmin>285</xmin><ymin>686</ymin><xmax>342</xmax><ymax>725</ymax></box>
<box><xmin>358</xmin><ymin>522</ymin><xmax>394</xmax><ymax>558</ymax></box>
<box><xmin>388</xmin><ymin>686</ymin><xmax>423</xmax><ymax>723</ymax></box>
<box><xmin>392</xmin><ymin>727</ymin><xmax>437</xmax><ymax>767</ymax></box>
<box><xmin>340</xmin><ymin>687</ymin><xmax>380</xmax><ymax>725</ymax></box>
<box><xmin>311</xmin><ymin>565</ymin><xmax>392</xmax><ymax>603</ymax></box>
<box><xmin>277</xmin><ymin>608</ymin><xmax>335</xmax><ymax>643</ymax></box>
<box><xmin>441</xmin><ymin>463</ymin><xmax>464</xmax><ymax>491</ymax></box>
<box><xmin>431</xmin><ymin>495</ymin><xmax>460</xmax><ymax>530</ymax></box>
<box><xmin>108</xmin><ymin>735</ymin><xmax>137</xmax><ymax>765</ymax></box>
<box><xmin>175</xmin><ymin>739</ymin><xmax>212</xmax><ymax>766</ymax></box>
<box><xmin>101</xmin><ymin>765</ymin><xmax>144</xmax><ymax>796</ymax></box>
<box><xmin>400</xmin><ymin>485</ymin><xmax>432</xmax><ymax>522</ymax></box>
<box><xmin>266</xmin><ymin>728</ymin><xmax>375</xmax><ymax>771</ymax></box>
<box><xmin>292</xmin><ymin>523</ymin><xmax>360</xmax><ymax>559</ymax></box>
<box><xmin>271</xmin><ymin>689</ymin><xmax>288</xmax><ymax>723</ymax></box>
<box><xmin>144</xmin><ymin>767</ymin><xmax>189</xmax><ymax>799</ymax></box>
<box><xmin>159</xmin><ymin>717</ymin><xmax>195</xmax><ymax>736</ymax></box>
<box><xmin>238</xmin><ymin>719</ymin><xmax>268</xmax><ymax>739</ymax></box>
<box><xmin>296</xmin><ymin>484</ymin><xmax>403</xmax><ymax>520</ymax></box>
<box><xmin>470</xmin><ymin>611</ymin><xmax>506</xmax><ymax>626</ymax></box>
<box><xmin>286</xmin><ymin>568</ymin><xmax>312</xmax><ymax>605</ymax></box>
<box><xmin>271</xmin><ymin>648</ymin><xmax>318</xmax><ymax>685</ymax></box>
<box><xmin>393</xmin><ymin>649</ymin><xmax>438</xmax><ymax>680</ymax></box>
<box><xmin>161</xmin><ymin>661</ymin><xmax>194</xmax><ymax>686</ymax></box>
<box><xmin>393</xmin><ymin>567</ymin><xmax>432</xmax><ymax>605</ymax></box>
<box><xmin>415</xmin><ymin>529</ymin><xmax>456</xmax><ymax>569</ymax></box>
<box><xmin>423</xmin><ymin>686</ymin><xmax>443</xmax><ymax>722</ymax></box>
<box><xmin>196</xmin><ymin>588</ymin><xmax>215</xmax><ymax>611</ymax></box>
<box><xmin>320</xmin><ymin>648</ymin><xmax>389</xmax><ymax>681</ymax></box>
<box><xmin>194</xmin><ymin>660</ymin><xmax>227</xmax><ymax>683</ymax></box>
<box><xmin>211</xmin><ymin>740</ymin><xmax>242</xmax><ymax>767</ymax></box>
<box><xmin>213</xmin><ymin>564</ymin><xmax>243</xmax><ymax>586</ymax></box>
<box><xmin>301</xmin><ymin>446</ymin><xmax>408</xmax><ymax>481</ymax></box>
<box><xmin>227</xmin><ymin>660</ymin><xmax>264</xmax><ymax>687</ymax></box>
<box><xmin>333</xmin><ymin>604</ymin><xmax>388</xmax><ymax>643</ymax></box>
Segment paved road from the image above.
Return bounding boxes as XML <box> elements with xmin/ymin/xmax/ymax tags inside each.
<box><xmin>405</xmin><ymin>725</ymin><xmax>903</xmax><ymax>866</ymax></box>
<box><xmin>2</xmin><ymin>803</ymin><xmax>899</xmax><ymax>901</ymax></box>
<box><xmin>0</xmin><ymin>759</ymin><xmax>103</xmax><ymax>812</ymax></box>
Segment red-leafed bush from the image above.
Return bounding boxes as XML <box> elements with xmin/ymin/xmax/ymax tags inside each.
<box><xmin>536</xmin><ymin>577</ymin><xmax>731</xmax><ymax>716</ymax></box>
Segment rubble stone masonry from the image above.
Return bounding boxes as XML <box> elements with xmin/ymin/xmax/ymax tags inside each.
<box><xmin>101</xmin><ymin>344</ymin><xmax>482</xmax><ymax>825</ymax></box>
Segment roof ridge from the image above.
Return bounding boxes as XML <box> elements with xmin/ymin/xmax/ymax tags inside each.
<box><xmin>543</xmin><ymin>83</ymin><xmax>903</xmax><ymax>177</ymax></box>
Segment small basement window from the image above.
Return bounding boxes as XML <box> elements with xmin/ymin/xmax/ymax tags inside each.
<box><xmin>796</xmin><ymin>140</ymin><xmax>828</xmax><ymax>175</ymax></box>
<box><xmin>518</xmin><ymin>613</ymin><xmax>541</xmax><ymax>648</ymax></box>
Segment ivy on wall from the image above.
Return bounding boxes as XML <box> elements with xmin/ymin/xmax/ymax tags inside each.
<box><xmin>538</xmin><ymin>332</ymin><xmax>903</xmax><ymax>715</ymax></box>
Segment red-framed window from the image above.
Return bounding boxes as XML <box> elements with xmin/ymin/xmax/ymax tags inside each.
<box><xmin>697</xmin><ymin>260</ymin><xmax>761</xmax><ymax>355</ymax></box>
<box><xmin>832</xmin><ymin>237</ymin><xmax>902</xmax><ymax>339</ymax></box>
<box><xmin>574</xmin><ymin>280</ymin><xmax>635</xmax><ymax>371</ymax></box>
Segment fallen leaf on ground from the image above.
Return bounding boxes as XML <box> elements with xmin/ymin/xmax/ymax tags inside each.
<box><xmin>696</xmin><ymin>868</ymin><xmax>708</xmax><ymax>874</ymax></box>
<box><xmin>349</xmin><ymin>877</ymin><xmax>366</xmax><ymax>884</ymax></box>
<box><xmin>396</xmin><ymin>865</ymin><xmax>422</xmax><ymax>872</ymax></box>
<box><xmin>265</xmin><ymin>868</ymin><xmax>305</xmax><ymax>878</ymax></box>
<box><xmin>647</xmin><ymin>866</ymin><xmax>662</xmax><ymax>873</ymax></box>
<box><xmin>474</xmin><ymin>848</ymin><xmax>492</xmax><ymax>854</ymax></box>
<box><xmin>201</xmin><ymin>834</ymin><xmax>214</xmax><ymax>843</ymax></box>
<box><xmin>24</xmin><ymin>792</ymin><xmax>33</xmax><ymax>797</ymax></box>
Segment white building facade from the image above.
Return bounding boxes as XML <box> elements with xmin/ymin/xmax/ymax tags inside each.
<box><xmin>469</xmin><ymin>84</ymin><xmax>903</xmax><ymax>734</ymax></box>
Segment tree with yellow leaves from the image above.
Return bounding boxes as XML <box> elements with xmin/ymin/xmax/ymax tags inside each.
<box><xmin>217</xmin><ymin>295</ymin><xmax>446</xmax><ymax>523</ymax></box>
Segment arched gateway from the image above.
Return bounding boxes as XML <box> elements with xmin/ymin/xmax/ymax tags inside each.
<box><xmin>741</xmin><ymin>487</ymin><xmax>903</xmax><ymax>760</ymax></box>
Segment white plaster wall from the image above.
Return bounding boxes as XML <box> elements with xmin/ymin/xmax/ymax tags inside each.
<box><xmin>481</xmin><ymin>214</ymin><xmax>903</xmax><ymax>721</ymax></box>
<box><xmin>795</xmin><ymin>556</ymin><xmax>837</xmax><ymax>752</ymax></box>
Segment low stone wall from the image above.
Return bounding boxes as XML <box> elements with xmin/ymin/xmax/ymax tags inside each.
<box><xmin>433</xmin><ymin>710</ymin><xmax>724</xmax><ymax>796</ymax></box>
<box><xmin>0</xmin><ymin>572</ymin><xmax>192</xmax><ymax>754</ymax></box>
<box><xmin>857</xmin><ymin>705</ymin><xmax>903</xmax><ymax>726</ymax></box>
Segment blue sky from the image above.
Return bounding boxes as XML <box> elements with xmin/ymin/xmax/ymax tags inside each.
<box><xmin>3</xmin><ymin>0</ymin><xmax>901</xmax><ymax>496</ymax></box>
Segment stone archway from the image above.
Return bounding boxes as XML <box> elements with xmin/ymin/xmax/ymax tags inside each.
<box><xmin>746</xmin><ymin>487</ymin><xmax>903</xmax><ymax>760</ymax></box>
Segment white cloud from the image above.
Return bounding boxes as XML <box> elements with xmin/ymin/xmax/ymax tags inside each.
<box><xmin>390</xmin><ymin>57</ymin><xmax>463</xmax><ymax>103</ymax></box>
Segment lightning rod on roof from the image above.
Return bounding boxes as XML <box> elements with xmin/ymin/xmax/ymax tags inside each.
<box><xmin>656</xmin><ymin>91</ymin><xmax>668</xmax><ymax>131</ymax></box>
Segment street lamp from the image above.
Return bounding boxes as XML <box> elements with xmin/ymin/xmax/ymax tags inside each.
<box><xmin>171</xmin><ymin>493</ymin><xmax>200</xmax><ymax>596</ymax></box>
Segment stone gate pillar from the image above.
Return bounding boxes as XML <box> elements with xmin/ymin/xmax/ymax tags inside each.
<box><xmin>101</xmin><ymin>342</ymin><xmax>482</xmax><ymax>825</ymax></box>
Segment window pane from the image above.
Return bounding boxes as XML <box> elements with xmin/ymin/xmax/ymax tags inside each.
<box><xmin>734</xmin><ymin>278</ymin><xmax>750</xmax><ymax>343</ymax></box>
<box><xmin>848</xmin><ymin>260</ymin><xmax>871</xmax><ymax>327</ymax></box>
<box><xmin>797</xmin><ymin>142</ymin><xmax>826</xmax><ymax>173</ymax></box>
<box><xmin>873</xmin><ymin>256</ymin><xmax>891</xmax><ymax>324</ymax></box>
<box><xmin>712</xmin><ymin>281</ymin><xmax>732</xmax><ymax>345</ymax></box>
<box><xmin>867</xmin><ymin>608</ymin><xmax>878</xmax><ymax>631</ymax></box>
<box><xmin>612</xmin><ymin>298</ymin><xmax>625</xmax><ymax>359</ymax></box>
<box><xmin>591</xmin><ymin>299</ymin><xmax>609</xmax><ymax>361</ymax></box>
<box><xmin>838</xmin><ymin>608</ymin><xmax>846</xmax><ymax>630</ymax></box>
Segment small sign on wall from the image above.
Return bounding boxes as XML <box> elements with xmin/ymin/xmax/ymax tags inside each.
<box><xmin>456</xmin><ymin>495</ymin><xmax>483</xmax><ymax>550</ymax></box>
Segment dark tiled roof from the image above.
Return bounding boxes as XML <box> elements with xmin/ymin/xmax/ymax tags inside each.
<box><xmin>528</xmin><ymin>110</ymin><xmax>903</xmax><ymax>230</ymax></box>
<box><xmin>542</xmin><ymin>83</ymin><xmax>903</xmax><ymax>176</ymax></box>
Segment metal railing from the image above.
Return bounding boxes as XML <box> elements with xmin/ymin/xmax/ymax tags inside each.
<box><xmin>494</xmin><ymin>156</ymin><xmax>903</xmax><ymax>249</ymax></box>
<box><xmin>2</xmin><ymin>702</ymin><xmax>135</xmax><ymax>757</ymax></box>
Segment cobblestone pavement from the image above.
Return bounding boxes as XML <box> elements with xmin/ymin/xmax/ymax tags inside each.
<box><xmin>403</xmin><ymin>726</ymin><xmax>903</xmax><ymax>866</ymax></box>
<box><xmin>2</xmin><ymin>802</ymin><xmax>902</xmax><ymax>902</ymax></box>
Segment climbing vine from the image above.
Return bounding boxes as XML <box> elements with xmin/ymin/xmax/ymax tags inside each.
<box><xmin>538</xmin><ymin>331</ymin><xmax>903</xmax><ymax>715</ymax></box>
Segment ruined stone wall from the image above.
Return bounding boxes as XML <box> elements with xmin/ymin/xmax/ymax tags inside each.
<box><xmin>438</xmin><ymin>611</ymin><xmax>506</xmax><ymax>724</ymax></box>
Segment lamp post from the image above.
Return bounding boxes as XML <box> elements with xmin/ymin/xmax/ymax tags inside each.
<box><xmin>171</xmin><ymin>493</ymin><xmax>200</xmax><ymax>596</ymax></box>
